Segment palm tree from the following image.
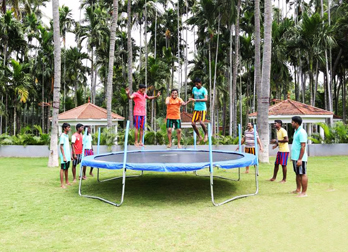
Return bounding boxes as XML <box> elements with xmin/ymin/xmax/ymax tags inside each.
<box><xmin>48</xmin><ymin>0</ymin><xmax>61</xmax><ymax>167</ymax></box>
<box><xmin>257</xmin><ymin>0</ymin><xmax>272</xmax><ymax>163</ymax></box>
<box><xmin>254</xmin><ymin>0</ymin><xmax>261</xmax><ymax>115</ymax></box>
<box><xmin>127</xmin><ymin>0</ymin><xmax>133</xmax><ymax>126</ymax></box>
<box><xmin>7</xmin><ymin>59</ymin><xmax>32</xmax><ymax>135</ymax></box>
<box><xmin>59</xmin><ymin>5</ymin><xmax>74</xmax><ymax>111</ymax></box>
<box><xmin>106</xmin><ymin>0</ymin><xmax>119</xmax><ymax>128</ymax></box>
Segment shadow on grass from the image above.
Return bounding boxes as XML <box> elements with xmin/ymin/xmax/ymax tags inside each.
<box><xmin>74</xmin><ymin>169</ymin><xmax>258</xmax><ymax>206</ymax></box>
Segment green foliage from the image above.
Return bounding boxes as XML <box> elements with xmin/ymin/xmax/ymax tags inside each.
<box><xmin>309</xmin><ymin>122</ymin><xmax>348</xmax><ymax>144</ymax></box>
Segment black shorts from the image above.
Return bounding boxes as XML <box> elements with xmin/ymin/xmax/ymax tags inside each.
<box><xmin>292</xmin><ymin>160</ymin><xmax>307</xmax><ymax>175</ymax></box>
<box><xmin>166</xmin><ymin>119</ymin><xmax>181</xmax><ymax>129</ymax></box>
<box><xmin>72</xmin><ymin>154</ymin><xmax>82</xmax><ymax>166</ymax></box>
<box><xmin>61</xmin><ymin>161</ymin><xmax>70</xmax><ymax>170</ymax></box>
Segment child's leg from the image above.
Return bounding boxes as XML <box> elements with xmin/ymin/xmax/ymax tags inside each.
<box><xmin>167</xmin><ymin>128</ymin><xmax>172</xmax><ymax>147</ymax></box>
<box><xmin>60</xmin><ymin>169</ymin><xmax>66</xmax><ymax>188</ymax></box>
<box><xmin>139</xmin><ymin>128</ymin><xmax>144</xmax><ymax>145</ymax></box>
<box><xmin>82</xmin><ymin>166</ymin><xmax>87</xmax><ymax>179</ymax></box>
<box><xmin>134</xmin><ymin>128</ymin><xmax>139</xmax><ymax>146</ymax></box>
<box><xmin>177</xmin><ymin>129</ymin><xmax>182</xmax><ymax>148</ymax></box>
<box><xmin>65</xmin><ymin>169</ymin><xmax>71</xmax><ymax>185</ymax></box>
<box><xmin>90</xmin><ymin>167</ymin><xmax>94</xmax><ymax>176</ymax></box>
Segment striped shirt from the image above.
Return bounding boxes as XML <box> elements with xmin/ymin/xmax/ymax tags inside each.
<box><xmin>244</xmin><ymin>129</ymin><xmax>259</xmax><ymax>148</ymax></box>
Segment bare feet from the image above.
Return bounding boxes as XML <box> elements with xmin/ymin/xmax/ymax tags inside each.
<box><xmin>66</xmin><ymin>182</ymin><xmax>72</xmax><ymax>186</ymax></box>
<box><xmin>290</xmin><ymin>190</ymin><xmax>300</xmax><ymax>194</ymax></box>
<box><xmin>139</xmin><ymin>142</ymin><xmax>144</xmax><ymax>146</ymax></box>
<box><xmin>245</xmin><ymin>170</ymin><xmax>249</xmax><ymax>174</ymax></box>
<box><xmin>177</xmin><ymin>144</ymin><xmax>182</xmax><ymax>149</ymax></box>
<box><xmin>197</xmin><ymin>136</ymin><xmax>203</xmax><ymax>144</ymax></box>
<box><xmin>61</xmin><ymin>185</ymin><xmax>67</xmax><ymax>189</ymax></box>
<box><xmin>82</xmin><ymin>176</ymin><xmax>87</xmax><ymax>180</ymax></box>
<box><xmin>134</xmin><ymin>142</ymin><xmax>139</xmax><ymax>147</ymax></box>
<box><xmin>297</xmin><ymin>193</ymin><xmax>307</xmax><ymax>197</ymax></box>
<box><xmin>203</xmin><ymin>134</ymin><xmax>208</xmax><ymax>142</ymax></box>
<box><xmin>269</xmin><ymin>178</ymin><xmax>276</xmax><ymax>181</ymax></box>
<box><xmin>90</xmin><ymin>173</ymin><xmax>94</xmax><ymax>177</ymax></box>
<box><xmin>279</xmin><ymin>180</ymin><xmax>286</xmax><ymax>183</ymax></box>
<box><xmin>73</xmin><ymin>179</ymin><xmax>77</xmax><ymax>183</ymax></box>
<box><xmin>167</xmin><ymin>144</ymin><xmax>172</xmax><ymax>148</ymax></box>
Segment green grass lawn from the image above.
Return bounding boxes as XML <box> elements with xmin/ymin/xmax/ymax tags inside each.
<box><xmin>0</xmin><ymin>156</ymin><xmax>347</xmax><ymax>252</ymax></box>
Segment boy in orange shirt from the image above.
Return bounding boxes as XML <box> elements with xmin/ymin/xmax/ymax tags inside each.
<box><xmin>166</xmin><ymin>89</ymin><xmax>189</xmax><ymax>148</ymax></box>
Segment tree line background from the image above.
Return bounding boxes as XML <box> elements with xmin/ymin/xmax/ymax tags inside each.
<box><xmin>1</xmin><ymin>0</ymin><xmax>348</xmax><ymax>139</ymax></box>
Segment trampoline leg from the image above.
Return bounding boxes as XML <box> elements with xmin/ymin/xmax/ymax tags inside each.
<box><xmin>79</xmin><ymin>166</ymin><xmax>127</xmax><ymax>207</ymax></box>
<box><xmin>210</xmin><ymin>164</ymin><xmax>259</xmax><ymax>206</ymax></box>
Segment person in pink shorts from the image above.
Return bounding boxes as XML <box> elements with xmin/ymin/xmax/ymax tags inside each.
<box><xmin>126</xmin><ymin>84</ymin><xmax>161</xmax><ymax>146</ymax></box>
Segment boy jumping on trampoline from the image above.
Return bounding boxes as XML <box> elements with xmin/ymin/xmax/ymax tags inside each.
<box><xmin>189</xmin><ymin>78</ymin><xmax>208</xmax><ymax>143</ymax></box>
<box><xmin>166</xmin><ymin>89</ymin><xmax>189</xmax><ymax>149</ymax></box>
<box><xmin>59</xmin><ymin>123</ymin><xmax>71</xmax><ymax>188</ymax></box>
<box><xmin>126</xmin><ymin>84</ymin><xmax>161</xmax><ymax>146</ymax></box>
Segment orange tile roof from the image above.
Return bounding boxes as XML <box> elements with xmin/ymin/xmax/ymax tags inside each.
<box><xmin>58</xmin><ymin>103</ymin><xmax>124</xmax><ymax>120</ymax></box>
<box><xmin>181</xmin><ymin>111</ymin><xmax>210</xmax><ymax>122</ymax></box>
<box><xmin>249</xmin><ymin>99</ymin><xmax>333</xmax><ymax>117</ymax></box>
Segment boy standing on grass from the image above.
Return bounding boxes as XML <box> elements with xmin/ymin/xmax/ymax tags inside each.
<box><xmin>291</xmin><ymin>116</ymin><xmax>308</xmax><ymax>197</ymax></box>
<box><xmin>59</xmin><ymin>123</ymin><xmax>71</xmax><ymax>188</ymax></box>
<box><xmin>82</xmin><ymin>125</ymin><xmax>94</xmax><ymax>177</ymax></box>
<box><xmin>126</xmin><ymin>84</ymin><xmax>161</xmax><ymax>147</ymax></box>
<box><xmin>166</xmin><ymin>89</ymin><xmax>189</xmax><ymax>149</ymax></box>
<box><xmin>72</xmin><ymin>123</ymin><xmax>84</xmax><ymax>181</ymax></box>
<box><xmin>270</xmin><ymin>120</ymin><xmax>289</xmax><ymax>183</ymax></box>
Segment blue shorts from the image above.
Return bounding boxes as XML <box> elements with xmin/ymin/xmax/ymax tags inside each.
<box><xmin>275</xmin><ymin>152</ymin><xmax>289</xmax><ymax>166</ymax></box>
<box><xmin>134</xmin><ymin>116</ymin><xmax>145</xmax><ymax>130</ymax></box>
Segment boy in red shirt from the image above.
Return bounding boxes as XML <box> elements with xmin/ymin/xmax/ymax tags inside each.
<box><xmin>71</xmin><ymin>123</ymin><xmax>84</xmax><ymax>182</ymax></box>
<box><xmin>126</xmin><ymin>84</ymin><xmax>161</xmax><ymax>146</ymax></box>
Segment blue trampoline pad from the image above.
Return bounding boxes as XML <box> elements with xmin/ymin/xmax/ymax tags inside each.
<box><xmin>82</xmin><ymin>149</ymin><xmax>257</xmax><ymax>172</ymax></box>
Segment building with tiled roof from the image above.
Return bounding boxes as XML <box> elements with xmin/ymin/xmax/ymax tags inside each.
<box><xmin>55</xmin><ymin>102</ymin><xmax>124</xmax><ymax>133</ymax></box>
<box><xmin>248</xmin><ymin>99</ymin><xmax>334</xmax><ymax>143</ymax></box>
<box><xmin>248</xmin><ymin>99</ymin><xmax>333</xmax><ymax>123</ymax></box>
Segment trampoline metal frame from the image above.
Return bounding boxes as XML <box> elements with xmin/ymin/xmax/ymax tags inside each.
<box><xmin>78</xmin><ymin>121</ymin><xmax>131</xmax><ymax>206</ymax></box>
<box><xmin>78</xmin><ymin>121</ymin><xmax>259</xmax><ymax>207</ymax></box>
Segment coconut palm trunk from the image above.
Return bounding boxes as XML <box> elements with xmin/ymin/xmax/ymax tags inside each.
<box><xmin>106</xmin><ymin>0</ymin><xmax>119</xmax><ymax>128</ymax></box>
<box><xmin>254</xmin><ymin>0</ymin><xmax>261</xmax><ymax>113</ymax></box>
<box><xmin>257</xmin><ymin>0</ymin><xmax>272</xmax><ymax>163</ymax></box>
<box><xmin>48</xmin><ymin>0</ymin><xmax>62</xmax><ymax>167</ymax></box>
<box><xmin>127</xmin><ymin>0</ymin><xmax>133</xmax><ymax>126</ymax></box>
<box><xmin>229</xmin><ymin>24</ymin><xmax>233</xmax><ymax>136</ymax></box>
<box><xmin>232</xmin><ymin>0</ymin><xmax>241</xmax><ymax>137</ymax></box>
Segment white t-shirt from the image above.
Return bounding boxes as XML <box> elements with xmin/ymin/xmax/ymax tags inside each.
<box><xmin>83</xmin><ymin>134</ymin><xmax>92</xmax><ymax>149</ymax></box>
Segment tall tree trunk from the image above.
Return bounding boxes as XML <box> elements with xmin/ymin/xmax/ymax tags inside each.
<box><xmin>208</xmin><ymin>41</ymin><xmax>212</xmax><ymax>124</ymax></box>
<box><xmin>48</xmin><ymin>0</ymin><xmax>62</xmax><ymax>167</ymax></box>
<box><xmin>74</xmin><ymin>80</ymin><xmax>78</xmax><ymax>107</ymax></box>
<box><xmin>127</xmin><ymin>0</ymin><xmax>133</xmax><ymax>126</ymax></box>
<box><xmin>91</xmin><ymin>48</ymin><xmax>95</xmax><ymax>103</ymax></box>
<box><xmin>254</xmin><ymin>0</ymin><xmax>261</xmax><ymax>112</ymax></box>
<box><xmin>232</xmin><ymin>0</ymin><xmax>241</xmax><ymax>137</ymax></box>
<box><xmin>184</xmin><ymin>1</ymin><xmax>188</xmax><ymax>111</ymax></box>
<box><xmin>343</xmin><ymin>70</ymin><xmax>346</xmax><ymax>123</ymax></box>
<box><xmin>41</xmin><ymin>71</ymin><xmax>45</xmax><ymax>132</ymax></box>
<box><xmin>229</xmin><ymin>24</ymin><xmax>233</xmax><ymax>135</ymax></box>
<box><xmin>257</xmin><ymin>0</ymin><xmax>272</xmax><ymax>163</ymax></box>
<box><xmin>13</xmin><ymin>106</ymin><xmax>17</xmax><ymax>135</ymax></box>
<box><xmin>106</xmin><ymin>0</ymin><xmax>119</xmax><ymax>128</ymax></box>
<box><xmin>313</xmin><ymin>60</ymin><xmax>319</xmax><ymax>106</ymax></box>
<box><xmin>211</xmin><ymin>16</ymin><xmax>221</xmax><ymax>136</ymax></box>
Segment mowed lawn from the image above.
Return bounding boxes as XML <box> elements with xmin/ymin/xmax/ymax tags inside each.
<box><xmin>0</xmin><ymin>156</ymin><xmax>347</xmax><ymax>252</ymax></box>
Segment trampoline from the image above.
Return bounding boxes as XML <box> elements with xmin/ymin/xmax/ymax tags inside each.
<box><xmin>79</xmin><ymin>122</ymin><xmax>259</xmax><ymax>207</ymax></box>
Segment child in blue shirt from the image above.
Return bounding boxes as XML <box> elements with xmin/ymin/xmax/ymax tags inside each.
<box><xmin>59</xmin><ymin>123</ymin><xmax>71</xmax><ymax>188</ymax></box>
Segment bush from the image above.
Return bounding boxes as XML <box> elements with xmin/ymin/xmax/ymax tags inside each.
<box><xmin>309</xmin><ymin>122</ymin><xmax>348</xmax><ymax>144</ymax></box>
